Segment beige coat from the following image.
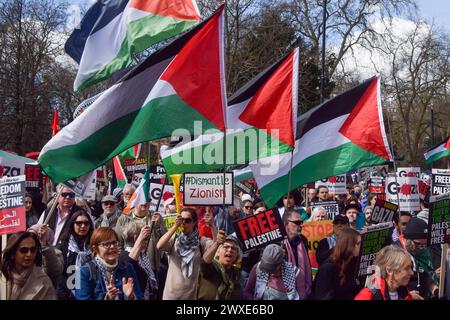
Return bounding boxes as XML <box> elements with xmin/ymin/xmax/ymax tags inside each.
<box><xmin>4</xmin><ymin>266</ymin><xmax>56</xmax><ymax>300</ymax></box>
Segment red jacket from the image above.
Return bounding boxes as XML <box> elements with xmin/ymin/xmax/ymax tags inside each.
<box><xmin>355</xmin><ymin>276</ymin><xmax>413</xmax><ymax>300</ymax></box>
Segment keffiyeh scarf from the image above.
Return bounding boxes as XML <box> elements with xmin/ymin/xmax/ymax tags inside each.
<box><xmin>176</xmin><ymin>229</ymin><xmax>200</xmax><ymax>278</ymax></box>
<box><xmin>68</xmin><ymin>235</ymin><xmax>91</xmax><ymax>268</ymax></box>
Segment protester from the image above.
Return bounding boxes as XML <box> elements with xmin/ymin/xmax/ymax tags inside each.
<box><xmin>121</xmin><ymin>222</ymin><xmax>158</xmax><ymax>300</ymax></box>
<box><xmin>37</xmin><ymin>186</ymin><xmax>83</xmax><ymax>245</ymax></box>
<box><xmin>157</xmin><ymin>207</ymin><xmax>213</xmax><ymax>299</ymax></box>
<box><xmin>75</xmin><ymin>227</ymin><xmax>143</xmax><ymax>300</ymax></box>
<box><xmin>198</xmin><ymin>206</ymin><xmax>217</xmax><ymax>239</ymax></box>
<box><xmin>276</xmin><ymin>190</ymin><xmax>305</xmax><ymax>220</ymax></box>
<box><xmin>317</xmin><ymin>186</ymin><xmax>330</xmax><ymax>201</ymax></box>
<box><xmin>314</xmin><ymin>228</ymin><xmax>362</xmax><ymax>300</ymax></box>
<box><xmin>25</xmin><ymin>193</ymin><xmax>39</xmax><ymax>228</ymax></box>
<box><xmin>308</xmin><ymin>206</ymin><xmax>326</xmax><ymax>221</ymax></box>
<box><xmin>0</xmin><ymin>232</ymin><xmax>56</xmax><ymax>300</ymax></box>
<box><xmin>302</xmin><ymin>188</ymin><xmax>318</xmax><ymax>206</ymax></box>
<box><xmin>355</xmin><ymin>245</ymin><xmax>422</xmax><ymax>300</ymax></box>
<box><xmin>243</xmin><ymin>244</ymin><xmax>302</xmax><ymax>300</ymax></box>
<box><xmin>56</xmin><ymin>209</ymin><xmax>93</xmax><ymax>300</ymax></box>
<box><xmin>390</xmin><ymin>211</ymin><xmax>412</xmax><ymax>244</ymax></box>
<box><xmin>121</xmin><ymin>184</ymin><xmax>136</xmax><ymax>208</ymax></box>
<box><xmin>241</xmin><ymin>199</ymin><xmax>254</xmax><ymax>216</ymax></box>
<box><xmin>197</xmin><ymin>230</ymin><xmax>242</xmax><ymax>300</ymax></box>
<box><xmin>394</xmin><ymin>217</ymin><xmax>440</xmax><ymax>299</ymax></box>
<box><xmin>316</xmin><ymin>215</ymin><xmax>350</xmax><ymax>266</ymax></box>
<box><xmin>282</xmin><ymin>209</ymin><xmax>312</xmax><ymax>299</ymax></box>
<box><xmin>343</xmin><ymin>203</ymin><xmax>359</xmax><ymax>229</ymax></box>
<box><xmin>363</xmin><ymin>206</ymin><xmax>373</xmax><ymax>227</ymax></box>
<box><xmin>95</xmin><ymin>195</ymin><xmax>122</xmax><ymax>228</ymax></box>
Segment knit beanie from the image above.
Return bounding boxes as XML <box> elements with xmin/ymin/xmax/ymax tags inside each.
<box><xmin>403</xmin><ymin>217</ymin><xmax>428</xmax><ymax>240</ymax></box>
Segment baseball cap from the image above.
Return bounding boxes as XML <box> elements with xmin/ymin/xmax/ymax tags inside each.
<box><xmin>259</xmin><ymin>244</ymin><xmax>284</xmax><ymax>273</ymax></box>
<box><xmin>403</xmin><ymin>217</ymin><xmax>428</xmax><ymax>240</ymax></box>
<box><xmin>241</xmin><ymin>194</ymin><xmax>254</xmax><ymax>203</ymax></box>
<box><xmin>102</xmin><ymin>195</ymin><xmax>117</xmax><ymax>203</ymax></box>
<box><xmin>333</xmin><ymin>214</ymin><xmax>350</xmax><ymax>225</ymax></box>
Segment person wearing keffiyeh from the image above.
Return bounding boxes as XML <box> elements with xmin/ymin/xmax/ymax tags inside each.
<box><xmin>157</xmin><ymin>207</ymin><xmax>214</xmax><ymax>300</ymax></box>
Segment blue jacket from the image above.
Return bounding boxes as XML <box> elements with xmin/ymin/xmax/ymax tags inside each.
<box><xmin>75</xmin><ymin>258</ymin><xmax>143</xmax><ymax>300</ymax></box>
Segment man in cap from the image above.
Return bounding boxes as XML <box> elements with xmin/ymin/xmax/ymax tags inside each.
<box><xmin>395</xmin><ymin>217</ymin><xmax>439</xmax><ymax>299</ymax></box>
<box><xmin>95</xmin><ymin>195</ymin><xmax>122</xmax><ymax>228</ymax></box>
<box><xmin>243</xmin><ymin>244</ymin><xmax>301</xmax><ymax>300</ymax></box>
<box><xmin>197</xmin><ymin>230</ymin><xmax>242</xmax><ymax>300</ymax></box>
<box><xmin>316</xmin><ymin>215</ymin><xmax>350</xmax><ymax>267</ymax></box>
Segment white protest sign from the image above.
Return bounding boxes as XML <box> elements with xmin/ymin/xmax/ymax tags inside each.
<box><xmin>385</xmin><ymin>176</ymin><xmax>420</xmax><ymax>211</ymax></box>
<box><xmin>183</xmin><ymin>173</ymin><xmax>233</xmax><ymax>205</ymax></box>
<box><xmin>315</xmin><ymin>175</ymin><xmax>347</xmax><ymax>195</ymax></box>
<box><xmin>310</xmin><ymin>201</ymin><xmax>340</xmax><ymax>220</ymax></box>
<box><xmin>431</xmin><ymin>169</ymin><xmax>450</xmax><ymax>196</ymax></box>
<box><xmin>149</xmin><ymin>183</ymin><xmax>174</xmax><ymax>212</ymax></box>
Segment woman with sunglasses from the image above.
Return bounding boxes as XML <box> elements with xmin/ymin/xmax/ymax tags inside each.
<box><xmin>75</xmin><ymin>227</ymin><xmax>143</xmax><ymax>300</ymax></box>
<box><xmin>157</xmin><ymin>207</ymin><xmax>214</xmax><ymax>299</ymax></box>
<box><xmin>56</xmin><ymin>209</ymin><xmax>94</xmax><ymax>300</ymax></box>
<box><xmin>0</xmin><ymin>232</ymin><xmax>56</xmax><ymax>300</ymax></box>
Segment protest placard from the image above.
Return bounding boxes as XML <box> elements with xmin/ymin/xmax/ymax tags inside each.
<box><xmin>149</xmin><ymin>183</ymin><xmax>174</xmax><ymax>212</ymax></box>
<box><xmin>427</xmin><ymin>194</ymin><xmax>450</xmax><ymax>246</ymax></box>
<box><xmin>183</xmin><ymin>173</ymin><xmax>233</xmax><ymax>206</ymax></box>
<box><xmin>357</xmin><ymin>222</ymin><xmax>393</xmax><ymax>277</ymax></box>
<box><xmin>0</xmin><ymin>151</ymin><xmax>33</xmax><ymax>178</ymax></box>
<box><xmin>25</xmin><ymin>164</ymin><xmax>42</xmax><ymax>191</ymax></box>
<box><xmin>431</xmin><ymin>169</ymin><xmax>450</xmax><ymax>196</ymax></box>
<box><xmin>385</xmin><ymin>176</ymin><xmax>420</xmax><ymax>211</ymax></box>
<box><xmin>0</xmin><ymin>175</ymin><xmax>26</xmax><ymax>235</ymax></box>
<box><xmin>310</xmin><ymin>201</ymin><xmax>340</xmax><ymax>220</ymax></box>
<box><xmin>370</xmin><ymin>199</ymin><xmax>398</xmax><ymax>224</ymax></box>
<box><xmin>368</xmin><ymin>177</ymin><xmax>384</xmax><ymax>194</ymax></box>
<box><xmin>315</xmin><ymin>175</ymin><xmax>347</xmax><ymax>195</ymax></box>
<box><xmin>301</xmin><ymin>220</ymin><xmax>333</xmax><ymax>275</ymax></box>
<box><xmin>233</xmin><ymin>208</ymin><xmax>286</xmax><ymax>252</ymax></box>
<box><xmin>418</xmin><ymin>179</ymin><xmax>430</xmax><ymax>200</ymax></box>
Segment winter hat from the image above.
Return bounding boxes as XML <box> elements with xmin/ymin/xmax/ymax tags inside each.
<box><xmin>416</xmin><ymin>209</ymin><xmax>429</xmax><ymax>224</ymax></box>
<box><xmin>259</xmin><ymin>244</ymin><xmax>284</xmax><ymax>273</ymax></box>
<box><xmin>333</xmin><ymin>215</ymin><xmax>350</xmax><ymax>225</ymax></box>
<box><xmin>403</xmin><ymin>217</ymin><xmax>428</xmax><ymax>240</ymax></box>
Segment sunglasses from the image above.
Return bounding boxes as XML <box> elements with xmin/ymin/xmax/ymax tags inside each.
<box><xmin>61</xmin><ymin>192</ymin><xmax>76</xmax><ymax>198</ymax></box>
<box><xmin>74</xmin><ymin>221</ymin><xmax>90</xmax><ymax>227</ymax></box>
<box><xmin>244</xmin><ymin>206</ymin><xmax>253</xmax><ymax>209</ymax></box>
<box><xmin>289</xmin><ymin>220</ymin><xmax>303</xmax><ymax>226</ymax></box>
<box><xmin>182</xmin><ymin>218</ymin><xmax>194</xmax><ymax>224</ymax></box>
<box><xmin>98</xmin><ymin>241</ymin><xmax>119</xmax><ymax>249</ymax></box>
<box><xmin>102</xmin><ymin>201</ymin><xmax>116</xmax><ymax>206</ymax></box>
<box><xmin>18</xmin><ymin>246</ymin><xmax>37</xmax><ymax>254</ymax></box>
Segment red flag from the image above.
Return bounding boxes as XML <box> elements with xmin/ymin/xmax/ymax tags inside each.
<box><xmin>51</xmin><ymin>106</ymin><xmax>60</xmax><ymax>136</ymax></box>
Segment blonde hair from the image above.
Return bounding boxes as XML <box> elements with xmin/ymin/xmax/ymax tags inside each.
<box><xmin>123</xmin><ymin>221</ymin><xmax>145</xmax><ymax>247</ymax></box>
<box><xmin>214</xmin><ymin>240</ymin><xmax>242</xmax><ymax>265</ymax></box>
<box><xmin>374</xmin><ymin>245</ymin><xmax>413</xmax><ymax>278</ymax></box>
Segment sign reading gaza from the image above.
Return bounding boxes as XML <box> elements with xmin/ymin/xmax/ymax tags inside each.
<box><xmin>427</xmin><ymin>194</ymin><xmax>450</xmax><ymax>246</ymax></box>
<box><xmin>183</xmin><ymin>172</ymin><xmax>233</xmax><ymax>206</ymax></box>
<box><xmin>370</xmin><ymin>199</ymin><xmax>398</xmax><ymax>224</ymax></box>
<box><xmin>234</xmin><ymin>208</ymin><xmax>286</xmax><ymax>252</ymax></box>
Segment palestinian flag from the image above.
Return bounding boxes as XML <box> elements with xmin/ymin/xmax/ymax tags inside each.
<box><xmin>123</xmin><ymin>169</ymin><xmax>150</xmax><ymax>214</ymax></box>
<box><xmin>120</xmin><ymin>143</ymin><xmax>142</xmax><ymax>160</ymax></box>
<box><xmin>250</xmin><ymin>75</ymin><xmax>393</xmax><ymax>208</ymax></box>
<box><xmin>39</xmin><ymin>6</ymin><xmax>227</xmax><ymax>184</ymax></box>
<box><xmin>113</xmin><ymin>156</ymin><xmax>127</xmax><ymax>188</ymax></box>
<box><xmin>51</xmin><ymin>106</ymin><xmax>60</xmax><ymax>137</ymax></box>
<box><xmin>161</xmin><ymin>48</ymin><xmax>299</xmax><ymax>176</ymax></box>
<box><xmin>424</xmin><ymin>136</ymin><xmax>450</xmax><ymax>164</ymax></box>
<box><xmin>66</xmin><ymin>0</ymin><xmax>201</xmax><ymax>91</ymax></box>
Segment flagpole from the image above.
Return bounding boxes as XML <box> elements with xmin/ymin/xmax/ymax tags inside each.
<box><xmin>320</xmin><ymin>0</ymin><xmax>327</xmax><ymax>104</ymax></box>
<box><xmin>286</xmin><ymin>150</ymin><xmax>294</xmax><ymax>206</ymax></box>
<box><xmin>221</xmin><ymin>129</ymin><xmax>227</xmax><ymax>231</ymax></box>
<box><xmin>385</xmin><ymin>106</ymin><xmax>401</xmax><ymax>206</ymax></box>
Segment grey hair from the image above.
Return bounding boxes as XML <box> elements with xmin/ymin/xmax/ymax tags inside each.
<box><xmin>374</xmin><ymin>245</ymin><xmax>413</xmax><ymax>279</ymax></box>
<box><xmin>123</xmin><ymin>183</ymin><xmax>136</xmax><ymax>193</ymax></box>
<box><xmin>123</xmin><ymin>221</ymin><xmax>145</xmax><ymax>247</ymax></box>
<box><xmin>364</xmin><ymin>206</ymin><xmax>373</xmax><ymax>214</ymax></box>
<box><xmin>214</xmin><ymin>240</ymin><xmax>242</xmax><ymax>265</ymax></box>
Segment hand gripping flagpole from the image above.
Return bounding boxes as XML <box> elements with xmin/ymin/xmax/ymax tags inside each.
<box><xmin>43</xmin><ymin>184</ymin><xmax>64</xmax><ymax>225</ymax></box>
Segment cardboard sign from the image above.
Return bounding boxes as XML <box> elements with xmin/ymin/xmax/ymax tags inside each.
<box><xmin>25</xmin><ymin>164</ymin><xmax>43</xmax><ymax>191</ymax></box>
<box><xmin>0</xmin><ymin>152</ymin><xmax>30</xmax><ymax>178</ymax></box>
<box><xmin>183</xmin><ymin>173</ymin><xmax>233</xmax><ymax>206</ymax></box>
<box><xmin>149</xmin><ymin>183</ymin><xmax>174</xmax><ymax>212</ymax></box>
<box><xmin>315</xmin><ymin>175</ymin><xmax>347</xmax><ymax>195</ymax></box>
<box><xmin>428</xmin><ymin>194</ymin><xmax>450</xmax><ymax>246</ymax></box>
<box><xmin>233</xmin><ymin>208</ymin><xmax>286</xmax><ymax>252</ymax></box>
<box><xmin>357</xmin><ymin>222</ymin><xmax>393</xmax><ymax>277</ymax></box>
<box><xmin>431</xmin><ymin>169</ymin><xmax>450</xmax><ymax>196</ymax></box>
<box><xmin>310</xmin><ymin>201</ymin><xmax>340</xmax><ymax>220</ymax></box>
<box><xmin>385</xmin><ymin>176</ymin><xmax>420</xmax><ymax>211</ymax></box>
<box><xmin>370</xmin><ymin>199</ymin><xmax>398</xmax><ymax>224</ymax></box>
<box><xmin>301</xmin><ymin>220</ymin><xmax>333</xmax><ymax>275</ymax></box>
<box><xmin>123</xmin><ymin>157</ymin><xmax>148</xmax><ymax>186</ymax></box>
<box><xmin>0</xmin><ymin>175</ymin><xmax>26</xmax><ymax>235</ymax></box>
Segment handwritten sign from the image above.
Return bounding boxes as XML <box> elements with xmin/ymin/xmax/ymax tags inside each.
<box><xmin>0</xmin><ymin>175</ymin><xmax>26</xmax><ymax>235</ymax></box>
<box><xmin>183</xmin><ymin>173</ymin><xmax>233</xmax><ymax>206</ymax></box>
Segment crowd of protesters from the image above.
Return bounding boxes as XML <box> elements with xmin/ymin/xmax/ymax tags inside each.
<box><xmin>1</xmin><ymin>180</ymin><xmax>448</xmax><ymax>301</ymax></box>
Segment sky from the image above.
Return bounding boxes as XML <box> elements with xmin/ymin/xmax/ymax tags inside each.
<box><xmin>415</xmin><ymin>0</ymin><xmax>450</xmax><ymax>32</ymax></box>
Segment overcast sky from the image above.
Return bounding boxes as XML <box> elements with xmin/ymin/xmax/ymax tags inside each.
<box><xmin>415</xmin><ymin>0</ymin><xmax>450</xmax><ymax>32</ymax></box>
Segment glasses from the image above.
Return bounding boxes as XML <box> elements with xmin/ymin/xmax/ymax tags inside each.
<box><xmin>74</xmin><ymin>221</ymin><xmax>90</xmax><ymax>227</ymax></box>
<box><xmin>182</xmin><ymin>218</ymin><xmax>193</xmax><ymax>224</ymax></box>
<box><xmin>244</xmin><ymin>206</ymin><xmax>253</xmax><ymax>209</ymax></box>
<box><xmin>412</xmin><ymin>240</ymin><xmax>427</xmax><ymax>249</ymax></box>
<box><xmin>18</xmin><ymin>246</ymin><xmax>37</xmax><ymax>254</ymax></box>
<box><xmin>102</xmin><ymin>201</ymin><xmax>116</xmax><ymax>206</ymax></box>
<box><xmin>61</xmin><ymin>192</ymin><xmax>75</xmax><ymax>198</ymax></box>
<box><xmin>25</xmin><ymin>201</ymin><xmax>32</xmax><ymax>204</ymax></box>
<box><xmin>98</xmin><ymin>241</ymin><xmax>119</xmax><ymax>249</ymax></box>
<box><xmin>222</xmin><ymin>244</ymin><xmax>238</xmax><ymax>252</ymax></box>
<box><xmin>289</xmin><ymin>220</ymin><xmax>303</xmax><ymax>226</ymax></box>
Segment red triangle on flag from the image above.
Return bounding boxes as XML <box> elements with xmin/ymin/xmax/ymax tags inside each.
<box><xmin>445</xmin><ymin>137</ymin><xmax>450</xmax><ymax>150</ymax></box>
<box><xmin>238</xmin><ymin>49</ymin><xmax>298</xmax><ymax>147</ymax></box>
<box><xmin>339</xmin><ymin>76</ymin><xmax>391</xmax><ymax>161</ymax></box>
<box><xmin>130</xmin><ymin>0</ymin><xmax>201</xmax><ymax>21</ymax></box>
<box><xmin>51</xmin><ymin>106</ymin><xmax>60</xmax><ymax>136</ymax></box>
<box><xmin>160</xmin><ymin>5</ymin><xmax>226</xmax><ymax>131</ymax></box>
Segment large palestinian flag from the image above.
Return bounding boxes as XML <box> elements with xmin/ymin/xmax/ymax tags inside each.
<box><xmin>250</xmin><ymin>75</ymin><xmax>393</xmax><ymax>208</ymax></box>
<box><xmin>39</xmin><ymin>6</ymin><xmax>226</xmax><ymax>184</ymax></box>
<box><xmin>66</xmin><ymin>0</ymin><xmax>201</xmax><ymax>91</ymax></box>
<box><xmin>424</xmin><ymin>136</ymin><xmax>450</xmax><ymax>164</ymax></box>
<box><xmin>161</xmin><ymin>48</ymin><xmax>298</xmax><ymax>176</ymax></box>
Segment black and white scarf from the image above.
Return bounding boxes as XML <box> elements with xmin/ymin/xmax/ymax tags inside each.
<box><xmin>67</xmin><ymin>235</ymin><xmax>91</xmax><ymax>268</ymax></box>
<box><xmin>176</xmin><ymin>229</ymin><xmax>200</xmax><ymax>278</ymax></box>
<box><xmin>255</xmin><ymin>261</ymin><xmax>299</xmax><ymax>300</ymax></box>
<box><xmin>94</xmin><ymin>256</ymin><xmax>118</xmax><ymax>299</ymax></box>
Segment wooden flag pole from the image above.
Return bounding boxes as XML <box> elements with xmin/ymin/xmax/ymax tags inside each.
<box><xmin>439</xmin><ymin>243</ymin><xmax>448</xmax><ymax>298</ymax></box>
<box><xmin>385</xmin><ymin>107</ymin><xmax>401</xmax><ymax>206</ymax></box>
<box><xmin>43</xmin><ymin>184</ymin><xmax>63</xmax><ymax>225</ymax></box>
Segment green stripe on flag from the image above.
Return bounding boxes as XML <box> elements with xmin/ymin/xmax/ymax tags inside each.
<box><xmin>425</xmin><ymin>149</ymin><xmax>450</xmax><ymax>164</ymax></box>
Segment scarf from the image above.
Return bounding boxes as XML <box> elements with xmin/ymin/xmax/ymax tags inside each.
<box><xmin>254</xmin><ymin>261</ymin><xmax>299</xmax><ymax>300</ymax></box>
<box><xmin>176</xmin><ymin>229</ymin><xmax>200</xmax><ymax>278</ymax></box>
<box><xmin>94</xmin><ymin>255</ymin><xmax>118</xmax><ymax>298</ymax></box>
<box><xmin>100</xmin><ymin>210</ymin><xmax>121</xmax><ymax>227</ymax></box>
<box><xmin>8</xmin><ymin>267</ymin><xmax>34</xmax><ymax>300</ymax></box>
<box><xmin>67</xmin><ymin>235</ymin><xmax>91</xmax><ymax>268</ymax></box>
<box><xmin>283</xmin><ymin>238</ymin><xmax>312</xmax><ymax>299</ymax></box>
<box><xmin>125</xmin><ymin>247</ymin><xmax>158</xmax><ymax>299</ymax></box>
<box><xmin>413</xmin><ymin>248</ymin><xmax>439</xmax><ymax>285</ymax></box>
